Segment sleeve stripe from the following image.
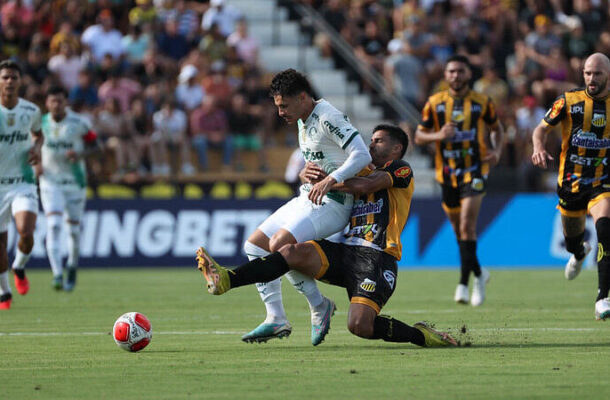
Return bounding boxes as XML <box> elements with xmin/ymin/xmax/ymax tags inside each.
<box><xmin>341</xmin><ymin>131</ymin><xmax>360</xmax><ymax>149</ymax></box>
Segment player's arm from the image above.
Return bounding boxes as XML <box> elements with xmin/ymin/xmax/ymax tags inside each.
<box><xmin>482</xmin><ymin>121</ymin><xmax>504</xmax><ymax>166</ymax></box>
<box><xmin>28</xmin><ymin>125</ymin><xmax>43</xmax><ymax>165</ymax></box>
<box><xmin>531</xmin><ymin>120</ymin><xmax>555</xmax><ymax>169</ymax></box>
<box><xmin>332</xmin><ymin>170</ymin><xmax>393</xmax><ymax>195</ymax></box>
<box><xmin>414</xmin><ymin>100</ymin><xmax>455</xmax><ymax>144</ymax></box>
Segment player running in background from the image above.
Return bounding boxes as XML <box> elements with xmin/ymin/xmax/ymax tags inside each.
<box><xmin>415</xmin><ymin>55</ymin><xmax>504</xmax><ymax>307</ymax></box>
<box><xmin>197</xmin><ymin>124</ymin><xmax>457</xmax><ymax>347</ymax></box>
<box><xmin>0</xmin><ymin>60</ymin><xmax>43</xmax><ymax>309</ymax></box>
<box><xmin>240</xmin><ymin>69</ymin><xmax>371</xmax><ymax>345</ymax></box>
<box><xmin>532</xmin><ymin>53</ymin><xmax>610</xmax><ymax>320</ymax></box>
<box><xmin>40</xmin><ymin>86</ymin><xmax>101</xmax><ymax>291</ymax></box>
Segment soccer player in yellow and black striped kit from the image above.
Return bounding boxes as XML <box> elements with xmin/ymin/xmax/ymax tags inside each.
<box><xmin>195</xmin><ymin>125</ymin><xmax>457</xmax><ymax>347</ymax></box>
<box><xmin>532</xmin><ymin>53</ymin><xmax>610</xmax><ymax>320</ymax></box>
<box><xmin>415</xmin><ymin>55</ymin><xmax>504</xmax><ymax>307</ymax></box>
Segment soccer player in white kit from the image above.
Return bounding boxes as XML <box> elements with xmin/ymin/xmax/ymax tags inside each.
<box><xmin>40</xmin><ymin>86</ymin><xmax>100</xmax><ymax>291</ymax></box>
<box><xmin>238</xmin><ymin>69</ymin><xmax>371</xmax><ymax>345</ymax></box>
<box><xmin>0</xmin><ymin>60</ymin><xmax>43</xmax><ymax>310</ymax></box>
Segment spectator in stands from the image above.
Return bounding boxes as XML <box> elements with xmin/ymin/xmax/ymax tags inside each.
<box><xmin>524</xmin><ymin>14</ymin><xmax>561</xmax><ymax>74</ymax></box>
<box><xmin>128</xmin><ymin>0</ymin><xmax>157</xmax><ymax>27</ymax></box>
<box><xmin>226</xmin><ymin>18</ymin><xmax>259</xmax><ymax>66</ymax></box>
<box><xmin>190</xmin><ymin>95</ymin><xmax>233</xmax><ymax>171</ymax></box>
<box><xmin>130</xmin><ymin>96</ymin><xmax>156</xmax><ymax>176</ymax></box>
<box><xmin>48</xmin><ymin>41</ymin><xmax>85</xmax><ymax>91</ymax></box>
<box><xmin>473</xmin><ymin>64</ymin><xmax>510</xmax><ymax>114</ymax></box>
<box><xmin>152</xmin><ymin>99</ymin><xmax>195</xmax><ymax>176</ymax></box>
<box><xmin>384</xmin><ymin>37</ymin><xmax>425</xmax><ymax>109</ymax></box>
<box><xmin>201</xmin><ymin>60</ymin><xmax>233</xmax><ymax>108</ymax></box>
<box><xmin>201</xmin><ymin>0</ymin><xmax>242</xmax><ymax>38</ymax></box>
<box><xmin>355</xmin><ymin>19</ymin><xmax>387</xmax><ymax>73</ymax></box>
<box><xmin>530</xmin><ymin>46</ymin><xmax>575</xmax><ymax>105</ymax></box>
<box><xmin>0</xmin><ymin>24</ymin><xmax>20</xmax><ymax>59</ymax></box>
<box><xmin>69</xmin><ymin>70</ymin><xmax>99</xmax><ymax>111</ymax></box>
<box><xmin>163</xmin><ymin>0</ymin><xmax>200</xmax><ymax>41</ymax></box>
<box><xmin>228</xmin><ymin>92</ymin><xmax>266</xmax><ymax>172</ymax></box>
<box><xmin>1</xmin><ymin>0</ymin><xmax>35</xmax><ymax>42</ymax></box>
<box><xmin>199</xmin><ymin>22</ymin><xmax>229</xmax><ymax>63</ymax></box>
<box><xmin>175</xmin><ymin>64</ymin><xmax>205</xmax><ymax>111</ymax></box>
<box><xmin>121</xmin><ymin>23</ymin><xmax>153</xmax><ymax>66</ymax></box>
<box><xmin>157</xmin><ymin>17</ymin><xmax>191</xmax><ymax>62</ymax></box>
<box><xmin>50</xmin><ymin>21</ymin><xmax>80</xmax><ymax>56</ymax></box>
<box><xmin>98</xmin><ymin>68</ymin><xmax>142</xmax><ymax>113</ymax></box>
<box><xmin>81</xmin><ymin>9</ymin><xmax>124</xmax><ymax>64</ymax></box>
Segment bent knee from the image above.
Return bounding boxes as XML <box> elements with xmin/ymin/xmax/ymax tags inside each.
<box><xmin>347</xmin><ymin>318</ymin><xmax>374</xmax><ymax>339</ymax></box>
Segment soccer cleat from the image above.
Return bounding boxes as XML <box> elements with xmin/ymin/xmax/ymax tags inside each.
<box><xmin>64</xmin><ymin>268</ymin><xmax>77</xmax><ymax>292</ymax></box>
<box><xmin>196</xmin><ymin>247</ymin><xmax>231</xmax><ymax>295</ymax></box>
<box><xmin>471</xmin><ymin>268</ymin><xmax>490</xmax><ymax>307</ymax></box>
<box><xmin>0</xmin><ymin>293</ymin><xmax>11</xmax><ymax>310</ymax></box>
<box><xmin>454</xmin><ymin>284</ymin><xmax>469</xmax><ymax>304</ymax></box>
<box><xmin>52</xmin><ymin>275</ymin><xmax>63</xmax><ymax>291</ymax></box>
<box><xmin>595</xmin><ymin>298</ymin><xmax>610</xmax><ymax>321</ymax></box>
<box><xmin>311</xmin><ymin>297</ymin><xmax>336</xmax><ymax>346</ymax></box>
<box><xmin>13</xmin><ymin>271</ymin><xmax>29</xmax><ymax>295</ymax></box>
<box><xmin>241</xmin><ymin>322</ymin><xmax>293</xmax><ymax>343</ymax></box>
<box><xmin>414</xmin><ymin>321</ymin><xmax>457</xmax><ymax>347</ymax></box>
<box><xmin>565</xmin><ymin>242</ymin><xmax>592</xmax><ymax>280</ymax></box>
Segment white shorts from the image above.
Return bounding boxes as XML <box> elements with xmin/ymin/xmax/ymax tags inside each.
<box><xmin>259</xmin><ymin>190</ymin><xmax>353</xmax><ymax>242</ymax></box>
<box><xmin>0</xmin><ymin>184</ymin><xmax>39</xmax><ymax>233</ymax></box>
<box><xmin>40</xmin><ymin>184</ymin><xmax>86</xmax><ymax>222</ymax></box>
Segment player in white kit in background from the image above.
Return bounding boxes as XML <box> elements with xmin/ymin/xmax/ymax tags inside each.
<box><xmin>239</xmin><ymin>69</ymin><xmax>372</xmax><ymax>345</ymax></box>
<box><xmin>39</xmin><ymin>86</ymin><xmax>101</xmax><ymax>291</ymax></box>
<box><xmin>0</xmin><ymin>60</ymin><xmax>43</xmax><ymax>310</ymax></box>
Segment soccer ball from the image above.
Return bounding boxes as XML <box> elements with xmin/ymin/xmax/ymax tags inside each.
<box><xmin>113</xmin><ymin>312</ymin><xmax>152</xmax><ymax>352</ymax></box>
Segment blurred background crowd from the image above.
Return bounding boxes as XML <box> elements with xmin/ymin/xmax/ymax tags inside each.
<box><xmin>1</xmin><ymin>0</ymin><xmax>609</xmax><ymax>191</ymax></box>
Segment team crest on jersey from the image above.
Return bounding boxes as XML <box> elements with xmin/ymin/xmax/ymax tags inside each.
<box><xmin>451</xmin><ymin>111</ymin><xmax>465</xmax><ymax>123</ymax></box>
<box><xmin>6</xmin><ymin>114</ymin><xmax>14</xmax><ymax>126</ymax></box>
<box><xmin>20</xmin><ymin>114</ymin><xmax>30</xmax><ymax>125</ymax></box>
<box><xmin>547</xmin><ymin>98</ymin><xmax>565</xmax><ymax>119</ymax></box>
<box><xmin>359</xmin><ymin>279</ymin><xmax>376</xmax><ymax>293</ymax></box>
<box><xmin>394</xmin><ymin>166</ymin><xmax>411</xmax><ymax>178</ymax></box>
<box><xmin>383</xmin><ymin>270</ymin><xmax>396</xmax><ymax>290</ymax></box>
<box><xmin>592</xmin><ymin>113</ymin><xmax>606</xmax><ymax>128</ymax></box>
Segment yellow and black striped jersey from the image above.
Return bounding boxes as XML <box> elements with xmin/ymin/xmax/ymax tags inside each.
<box><xmin>543</xmin><ymin>88</ymin><xmax>610</xmax><ymax>192</ymax></box>
<box><xmin>417</xmin><ymin>90</ymin><xmax>499</xmax><ymax>187</ymax></box>
<box><xmin>340</xmin><ymin>159</ymin><xmax>414</xmax><ymax>260</ymax></box>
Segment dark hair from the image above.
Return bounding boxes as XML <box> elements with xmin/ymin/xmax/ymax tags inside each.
<box><xmin>47</xmin><ymin>85</ymin><xmax>68</xmax><ymax>98</ymax></box>
<box><xmin>269</xmin><ymin>69</ymin><xmax>314</xmax><ymax>97</ymax></box>
<box><xmin>0</xmin><ymin>59</ymin><xmax>22</xmax><ymax>76</ymax></box>
<box><xmin>446</xmin><ymin>54</ymin><xmax>471</xmax><ymax>70</ymax></box>
<box><xmin>373</xmin><ymin>124</ymin><xmax>409</xmax><ymax>159</ymax></box>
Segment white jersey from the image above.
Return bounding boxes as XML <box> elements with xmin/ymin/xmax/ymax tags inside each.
<box><xmin>40</xmin><ymin>109</ymin><xmax>92</xmax><ymax>189</ymax></box>
<box><xmin>0</xmin><ymin>98</ymin><xmax>41</xmax><ymax>186</ymax></box>
<box><xmin>297</xmin><ymin>99</ymin><xmax>360</xmax><ymax>177</ymax></box>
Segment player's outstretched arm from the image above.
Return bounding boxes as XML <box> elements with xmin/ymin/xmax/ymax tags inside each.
<box><xmin>332</xmin><ymin>170</ymin><xmax>393</xmax><ymax>196</ymax></box>
<box><xmin>531</xmin><ymin>121</ymin><xmax>554</xmax><ymax>169</ymax></box>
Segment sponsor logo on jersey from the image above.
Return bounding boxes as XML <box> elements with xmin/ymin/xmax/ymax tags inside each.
<box><xmin>570</xmin><ymin>105</ymin><xmax>584</xmax><ymax>114</ymax></box>
<box><xmin>46</xmin><ymin>140</ymin><xmax>74</xmax><ymax>151</ymax></box>
<box><xmin>471</xmin><ymin>104</ymin><xmax>482</xmax><ymax>113</ymax></box>
<box><xmin>346</xmin><ymin>223</ymin><xmax>379</xmax><ymax>237</ymax></box>
<box><xmin>383</xmin><ymin>270</ymin><xmax>396</xmax><ymax>290</ymax></box>
<box><xmin>445</xmin><ymin>129</ymin><xmax>476</xmax><ymax>143</ymax></box>
<box><xmin>442</xmin><ymin>148</ymin><xmax>474</xmax><ymax>158</ymax></box>
<box><xmin>565</xmin><ymin>172</ymin><xmax>608</xmax><ymax>185</ymax></box>
<box><xmin>394</xmin><ymin>166</ymin><xmax>411</xmax><ymax>178</ymax></box>
<box><xmin>443</xmin><ymin>163</ymin><xmax>479</xmax><ymax>176</ymax></box>
<box><xmin>436</xmin><ymin>104</ymin><xmax>445</xmax><ymax>113</ymax></box>
<box><xmin>351</xmin><ymin>199</ymin><xmax>384</xmax><ymax>217</ymax></box>
<box><xmin>359</xmin><ymin>278</ymin><xmax>376</xmax><ymax>293</ymax></box>
<box><xmin>592</xmin><ymin>113</ymin><xmax>606</xmax><ymax>128</ymax></box>
<box><xmin>451</xmin><ymin>111</ymin><xmax>465</xmax><ymax>123</ymax></box>
<box><xmin>0</xmin><ymin>176</ymin><xmax>26</xmax><ymax>184</ymax></box>
<box><xmin>323</xmin><ymin>120</ymin><xmax>345</xmax><ymax>139</ymax></box>
<box><xmin>471</xmin><ymin>178</ymin><xmax>485</xmax><ymax>191</ymax></box>
<box><xmin>302</xmin><ymin>149</ymin><xmax>325</xmax><ymax>161</ymax></box>
<box><xmin>547</xmin><ymin>98</ymin><xmax>565</xmax><ymax>119</ymax></box>
<box><xmin>569</xmin><ymin>153</ymin><xmax>608</xmax><ymax>167</ymax></box>
<box><xmin>571</xmin><ymin>129</ymin><xmax>610</xmax><ymax>149</ymax></box>
<box><xmin>0</xmin><ymin>131</ymin><xmax>29</xmax><ymax>144</ymax></box>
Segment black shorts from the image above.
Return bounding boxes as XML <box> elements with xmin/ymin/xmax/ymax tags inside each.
<box><xmin>557</xmin><ymin>184</ymin><xmax>610</xmax><ymax>216</ymax></box>
<box><xmin>309</xmin><ymin>239</ymin><xmax>398</xmax><ymax>313</ymax></box>
<box><xmin>441</xmin><ymin>178</ymin><xmax>487</xmax><ymax>213</ymax></box>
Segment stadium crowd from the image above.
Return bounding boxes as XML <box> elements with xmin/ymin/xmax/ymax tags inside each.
<box><xmin>1</xmin><ymin>0</ymin><xmax>609</xmax><ymax>191</ymax></box>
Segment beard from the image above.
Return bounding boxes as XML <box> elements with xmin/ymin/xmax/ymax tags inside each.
<box><xmin>587</xmin><ymin>77</ymin><xmax>608</xmax><ymax>96</ymax></box>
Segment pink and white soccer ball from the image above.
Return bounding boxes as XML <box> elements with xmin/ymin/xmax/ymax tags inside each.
<box><xmin>113</xmin><ymin>312</ymin><xmax>152</xmax><ymax>352</ymax></box>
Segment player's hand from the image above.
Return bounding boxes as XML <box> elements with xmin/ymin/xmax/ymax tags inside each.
<box><xmin>300</xmin><ymin>162</ymin><xmax>327</xmax><ymax>183</ymax></box>
<box><xmin>531</xmin><ymin>148</ymin><xmax>554</xmax><ymax>169</ymax></box>
<box><xmin>65</xmin><ymin>150</ymin><xmax>79</xmax><ymax>163</ymax></box>
<box><xmin>308</xmin><ymin>175</ymin><xmax>336</xmax><ymax>205</ymax></box>
<box><xmin>439</xmin><ymin>123</ymin><xmax>456</xmax><ymax>140</ymax></box>
<box><xmin>483</xmin><ymin>150</ymin><xmax>501</xmax><ymax>166</ymax></box>
<box><xmin>34</xmin><ymin>163</ymin><xmax>43</xmax><ymax>178</ymax></box>
<box><xmin>27</xmin><ymin>146</ymin><xmax>41</xmax><ymax>165</ymax></box>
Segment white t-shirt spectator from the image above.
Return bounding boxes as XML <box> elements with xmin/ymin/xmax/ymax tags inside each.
<box><xmin>81</xmin><ymin>24</ymin><xmax>124</xmax><ymax>62</ymax></box>
<box><xmin>175</xmin><ymin>84</ymin><xmax>205</xmax><ymax>111</ymax></box>
<box><xmin>152</xmin><ymin>108</ymin><xmax>187</xmax><ymax>143</ymax></box>
<box><xmin>201</xmin><ymin>4</ymin><xmax>242</xmax><ymax>37</ymax></box>
<box><xmin>47</xmin><ymin>54</ymin><xmax>85</xmax><ymax>90</ymax></box>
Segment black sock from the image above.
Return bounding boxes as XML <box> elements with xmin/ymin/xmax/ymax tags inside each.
<box><xmin>458</xmin><ymin>240</ymin><xmax>481</xmax><ymax>284</ymax></box>
<box><xmin>228</xmin><ymin>252</ymin><xmax>289</xmax><ymax>289</ymax></box>
<box><xmin>565</xmin><ymin>232</ymin><xmax>585</xmax><ymax>260</ymax></box>
<box><xmin>596</xmin><ymin>218</ymin><xmax>610</xmax><ymax>301</ymax></box>
<box><xmin>13</xmin><ymin>269</ymin><xmax>25</xmax><ymax>279</ymax></box>
<box><xmin>0</xmin><ymin>293</ymin><xmax>11</xmax><ymax>302</ymax></box>
<box><xmin>372</xmin><ymin>315</ymin><xmax>425</xmax><ymax>346</ymax></box>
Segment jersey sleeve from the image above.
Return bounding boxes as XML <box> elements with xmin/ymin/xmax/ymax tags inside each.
<box><xmin>542</xmin><ymin>94</ymin><xmax>567</xmax><ymax>126</ymax></box>
<box><xmin>483</xmin><ymin>97</ymin><xmax>499</xmax><ymax>126</ymax></box>
<box><xmin>320</xmin><ymin>112</ymin><xmax>360</xmax><ymax>150</ymax></box>
<box><xmin>417</xmin><ymin>100</ymin><xmax>434</xmax><ymax>131</ymax></box>
<box><xmin>380</xmin><ymin>160</ymin><xmax>413</xmax><ymax>189</ymax></box>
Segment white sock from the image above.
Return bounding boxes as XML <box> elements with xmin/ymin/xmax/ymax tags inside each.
<box><xmin>66</xmin><ymin>222</ymin><xmax>81</xmax><ymax>269</ymax></box>
<box><xmin>244</xmin><ymin>240</ymin><xmax>287</xmax><ymax>323</ymax></box>
<box><xmin>0</xmin><ymin>271</ymin><xmax>10</xmax><ymax>295</ymax></box>
<box><xmin>46</xmin><ymin>214</ymin><xmax>64</xmax><ymax>277</ymax></box>
<box><xmin>12</xmin><ymin>248</ymin><xmax>31</xmax><ymax>270</ymax></box>
<box><xmin>285</xmin><ymin>269</ymin><xmax>324</xmax><ymax>309</ymax></box>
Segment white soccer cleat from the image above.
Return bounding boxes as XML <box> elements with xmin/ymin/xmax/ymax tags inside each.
<box><xmin>454</xmin><ymin>284</ymin><xmax>469</xmax><ymax>304</ymax></box>
<box><xmin>565</xmin><ymin>242</ymin><xmax>592</xmax><ymax>280</ymax></box>
<box><xmin>471</xmin><ymin>268</ymin><xmax>490</xmax><ymax>307</ymax></box>
<box><xmin>595</xmin><ymin>298</ymin><xmax>610</xmax><ymax>321</ymax></box>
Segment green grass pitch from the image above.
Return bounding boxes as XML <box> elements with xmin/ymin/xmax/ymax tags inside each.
<box><xmin>1</xmin><ymin>268</ymin><xmax>609</xmax><ymax>399</ymax></box>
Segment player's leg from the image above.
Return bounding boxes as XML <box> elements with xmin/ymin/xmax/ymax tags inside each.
<box><xmin>459</xmin><ymin>194</ymin><xmax>489</xmax><ymax>306</ymax></box>
<box><xmin>40</xmin><ymin>185</ymin><xmax>65</xmax><ymax>289</ymax></box>
<box><xmin>561</xmin><ymin>214</ymin><xmax>588</xmax><ymax>280</ymax></box>
<box><xmin>441</xmin><ymin>184</ymin><xmax>468</xmax><ymax>303</ymax></box>
<box><xmin>63</xmin><ymin>189</ymin><xmax>86</xmax><ymax>291</ymax></box>
<box><xmin>588</xmin><ymin>197</ymin><xmax>610</xmax><ymax>320</ymax></box>
<box><xmin>0</xmin><ymin>232</ymin><xmax>11</xmax><ymax>309</ymax></box>
<box><xmin>11</xmin><ymin>185</ymin><xmax>39</xmax><ymax>296</ymax></box>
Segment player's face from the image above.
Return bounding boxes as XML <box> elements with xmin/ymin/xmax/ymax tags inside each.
<box><xmin>583</xmin><ymin>60</ymin><xmax>609</xmax><ymax>97</ymax></box>
<box><xmin>46</xmin><ymin>94</ymin><xmax>67</xmax><ymax>118</ymax></box>
<box><xmin>369</xmin><ymin>130</ymin><xmax>395</xmax><ymax>167</ymax></box>
<box><xmin>273</xmin><ymin>93</ymin><xmax>305</xmax><ymax>124</ymax></box>
<box><xmin>444</xmin><ymin>61</ymin><xmax>471</xmax><ymax>93</ymax></box>
<box><xmin>0</xmin><ymin>68</ymin><xmax>21</xmax><ymax>98</ymax></box>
